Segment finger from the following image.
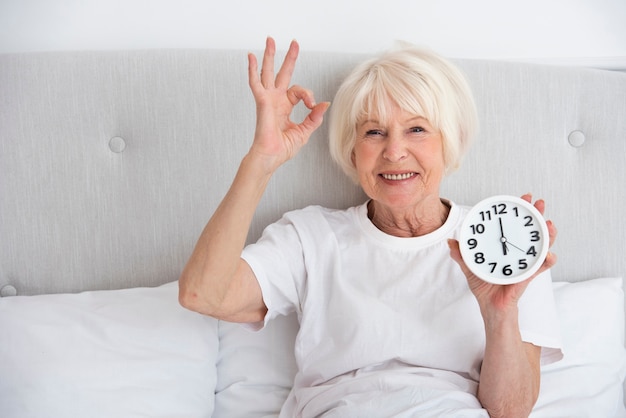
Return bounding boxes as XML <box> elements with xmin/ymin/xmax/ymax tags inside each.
<box><xmin>538</xmin><ymin>251</ymin><xmax>558</xmax><ymax>274</ymax></box>
<box><xmin>447</xmin><ymin>239</ymin><xmax>462</xmax><ymax>264</ymax></box>
<box><xmin>275</xmin><ymin>40</ymin><xmax>299</xmax><ymax>89</ymax></box>
<box><xmin>533</xmin><ymin>245</ymin><xmax>558</xmax><ymax>279</ymax></box>
<box><xmin>547</xmin><ymin>219</ymin><xmax>558</xmax><ymax>247</ymax></box>
<box><xmin>545</xmin><ymin>251</ymin><xmax>558</xmax><ymax>269</ymax></box>
<box><xmin>287</xmin><ymin>85</ymin><xmax>316</xmax><ymax>108</ymax></box>
<box><xmin>521</xmin><ymin>193</ymin><xmax>546</xmax><ymax>215</ymax></box>
<box><xmin>534</xmin><ymin>198</ymin><xmax>546</xmax><ymax>215</ymax></box>
<box><xmin>248</xmin><ymin>52</ymin><xmax>261</xmax><ymax>93</ymax></box>
<box><xmin>447</xmin><ymin>239</ymin><xmax>472</xmax><ymax>274</ymax></box>
<box><xmin>299</xmin><ymin>102</ymin><xmax>331</xmax><ymax>136</ymax></box>
<box><xmin>261</xmin><ymin>37</ymin><xmax>276</xmax><ymax>87</ymax></box>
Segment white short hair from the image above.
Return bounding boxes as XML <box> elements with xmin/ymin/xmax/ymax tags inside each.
<box><xmin>328</xmin><ymin>44</ymin><xmax>478</xmax><ymax>183</ymax></box>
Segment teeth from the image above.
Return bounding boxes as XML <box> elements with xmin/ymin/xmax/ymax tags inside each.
<box><xmin>382</xmin><ymin>173</ymin><xmax>415</xmax><ymax>181</ymax></box>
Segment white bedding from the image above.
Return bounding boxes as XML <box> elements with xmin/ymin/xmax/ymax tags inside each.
<box><xmin>285</xmin><ymin>365</ymin><xmax>488</xmax><ymax>418</ymax></box>
<box><xmin>1</xmin><ymin>278</ymin><xmax>625</xmax><ymax>417</ymax></box>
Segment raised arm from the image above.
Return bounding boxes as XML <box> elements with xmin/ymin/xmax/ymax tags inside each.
<box><xmin>448</xmin><ymin>194</ymin><xmax>558</xmax><ymax>418</ymax></box>
<box><xmin>179</xmin><ymin>38</ymin><xmax>330</xmax><ymax>323</ymax></box>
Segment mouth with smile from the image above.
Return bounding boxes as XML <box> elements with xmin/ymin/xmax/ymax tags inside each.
<box><xmin>380</xmin><ymin>172</ymin><xmax>418</xmax><ymax>181</ymax></box>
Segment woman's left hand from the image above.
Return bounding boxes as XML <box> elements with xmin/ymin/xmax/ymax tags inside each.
<box><xmin>448</xmin><ymin>193</ymin><xmax>558</xmax><ymax>312</ymax></box>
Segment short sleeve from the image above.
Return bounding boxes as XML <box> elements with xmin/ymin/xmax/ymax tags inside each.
<box><xmin>241</xmin><ymin>215</ymin><xmax>307</xmax><ymax>329</ymax></box>
<box><xmin>518</xmin><ymin>269</ymin><xmax>564</xmax><ymax>365</ymax></box>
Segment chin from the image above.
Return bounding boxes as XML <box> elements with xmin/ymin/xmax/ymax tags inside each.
<box><xmin>375</xmin><ymin>188</ymin><xmax>440</xmax><ymax>208</ymax></box>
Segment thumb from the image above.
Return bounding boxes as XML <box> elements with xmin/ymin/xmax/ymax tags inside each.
<box><xmin>447</xmin><ymin>239</ymin><xmax>475</xmax><ymax>277</ymax></box>
<box><xmin>447</xmin><ymin>239</ymin><xmax>463</xmax><ymax>265</ymax></box>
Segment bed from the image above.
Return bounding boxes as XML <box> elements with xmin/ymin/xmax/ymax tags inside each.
<box><xmin>1</xmin><ymin>48</ymin><xmax>625</xmax><ymax>417</ymax></box>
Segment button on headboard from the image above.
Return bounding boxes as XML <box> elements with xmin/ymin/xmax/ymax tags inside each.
<box><xmin>1</xmin><ymin>50</ymin><xmax>625</xmax><ymax>295</ymax></box>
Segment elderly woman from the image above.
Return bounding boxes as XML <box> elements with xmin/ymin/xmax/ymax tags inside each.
<box><xmin>179</xmin><ymin>38</ymin><xmax>562</xmax><ymax>418</ymax></box>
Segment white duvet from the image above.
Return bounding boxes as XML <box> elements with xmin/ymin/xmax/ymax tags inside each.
<box><xmin>281</xmin><ymin>362</ymin><xmax>488</xmax><ymax>418</ymax></box>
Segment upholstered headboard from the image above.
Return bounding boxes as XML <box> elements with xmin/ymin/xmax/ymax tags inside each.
<box><xmin>1</xmin><ymin>50</ymin><xmax>625</xmax><ymax>298</ymax></box>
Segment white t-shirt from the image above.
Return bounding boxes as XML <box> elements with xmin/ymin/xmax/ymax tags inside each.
<box><xmin>242</xmin><ymin>201</ymin><xmax>563</xmax><ymax>418</ymax></box>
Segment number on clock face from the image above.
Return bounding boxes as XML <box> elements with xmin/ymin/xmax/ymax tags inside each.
<box><xmin>459</xmin><ymin>196</ymin><xmax>549</xmax><ymax>284</ymax></box>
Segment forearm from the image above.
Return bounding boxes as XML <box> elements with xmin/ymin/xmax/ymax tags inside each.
<box><xmin>179</xmin><ymin>152</ymin><xmax>276</xmax><ymax>315</ymax></box>
<box><xmin>179</xmin><ymin>38</ymin><xmax>328</xmax><ymax>319</ymax></box>
<box><xmin>478</xmin><ymin>308</ymin><xmax>540</xmax><ymax>418</ymax></box>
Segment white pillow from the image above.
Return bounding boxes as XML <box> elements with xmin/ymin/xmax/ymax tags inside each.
<box><xmin>214</xmin><ymin>313</ymin><xmax>298</xmax><ymax>418</ymax></box>
<box><xmin>0</xmin><ymin>281</ymin><xmax>219</xmax><ymax>418</ymax></box>
<box><xmin>533</xmin><ymin>277</ymin><xmax>626</xmax><ymax>417</ymax></box>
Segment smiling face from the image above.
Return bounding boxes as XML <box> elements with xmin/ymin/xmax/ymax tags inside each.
<box><xmin>352</xmin><ymin>101</ymin><xmax>446</xmax><ymax>215</ymax></box>
<box><xmin>329</xmin><ymin>45</ymin><xmax>478</xmax><ymax>192</ymax></box>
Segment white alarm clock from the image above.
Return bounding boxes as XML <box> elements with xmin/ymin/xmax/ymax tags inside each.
<box><xmin>459</xmin><ymin>195</ymin><xmax>550</xmax><ymax>285</ymax></box>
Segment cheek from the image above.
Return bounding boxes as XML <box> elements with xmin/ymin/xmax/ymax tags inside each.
<box><xmin>422</xmin><ymin>141</ymin><xmax>446</xmax><ymax>170</ymax></box>
<box><xmin>355</xmin><ymin>139</ymin><xmax>385</xmax><ymax>159</ymax></box>
<box><xmin>352</xmin><ymin>147</ymin><xmax>380</xmax><ymax>188</ymax></box>
<box><xmin>351</xmin><ymin>144</ymin><xmax>374</xmax><ymax>171</ymax></box>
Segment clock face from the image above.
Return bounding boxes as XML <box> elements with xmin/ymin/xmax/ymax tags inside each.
<box><xmin>459</xmin><ymin>195</ymin><xmax>550</xmax><ymax>285</ymax></box>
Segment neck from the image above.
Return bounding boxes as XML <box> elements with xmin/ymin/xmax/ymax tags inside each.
<box><xmin>368</xmin><ymin>198</ymin><xmax>450</xmax><ymax>238</ymax></box>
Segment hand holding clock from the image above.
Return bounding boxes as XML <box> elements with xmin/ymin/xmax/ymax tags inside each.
<box><xmin>448</xmin><ymin>194</ymin><xmax>557</xmax><ymax>308</ymax></box>
<box><xmin>450</xmin><ymin>194</ymin><xmax>557</xmax><ymax>417</ymax></box>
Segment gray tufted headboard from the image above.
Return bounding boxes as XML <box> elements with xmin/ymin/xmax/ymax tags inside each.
<box><xmin>1</xmin><ymin>50</ymin><xmax>625</xmax><ymax>298</ymax></box>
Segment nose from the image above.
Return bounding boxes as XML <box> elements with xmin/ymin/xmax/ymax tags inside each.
<box><xmin>382</xmin><ymin>133</ymin><xmax>408</xmax><ymax>162</ymax></box>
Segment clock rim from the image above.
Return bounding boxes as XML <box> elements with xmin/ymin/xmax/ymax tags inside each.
<box><xmin>459</xmin><ymin>195</ymin><xmax>550</xmax><ymax>285</ymax></box>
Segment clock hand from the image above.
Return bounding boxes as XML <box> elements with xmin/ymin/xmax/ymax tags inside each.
<box><xmin>506</xmin><ymin>240</ymin><xmax>526</xmax><ymax>253</ymax></box>
<box><xmin>498</xmin><ymin>218</ymin><xmax>508</xmax><ymax>255</ymax></box>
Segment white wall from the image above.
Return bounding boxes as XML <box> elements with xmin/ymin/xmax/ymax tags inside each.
<box><xmin>1</xmin><ymin>0</ymin><xmax>625</xmax><ymax>68</ymax></box>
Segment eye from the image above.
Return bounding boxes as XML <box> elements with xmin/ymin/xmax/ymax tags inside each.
<box><xmin>365</xmin><ymin>129</ymin><xmax>384</xmax><ymax>137</ymax></box>
<box><xmin>409</xmin><ymin>126</ymin><xmax>425</xmax><ymax>134</ymax></box>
